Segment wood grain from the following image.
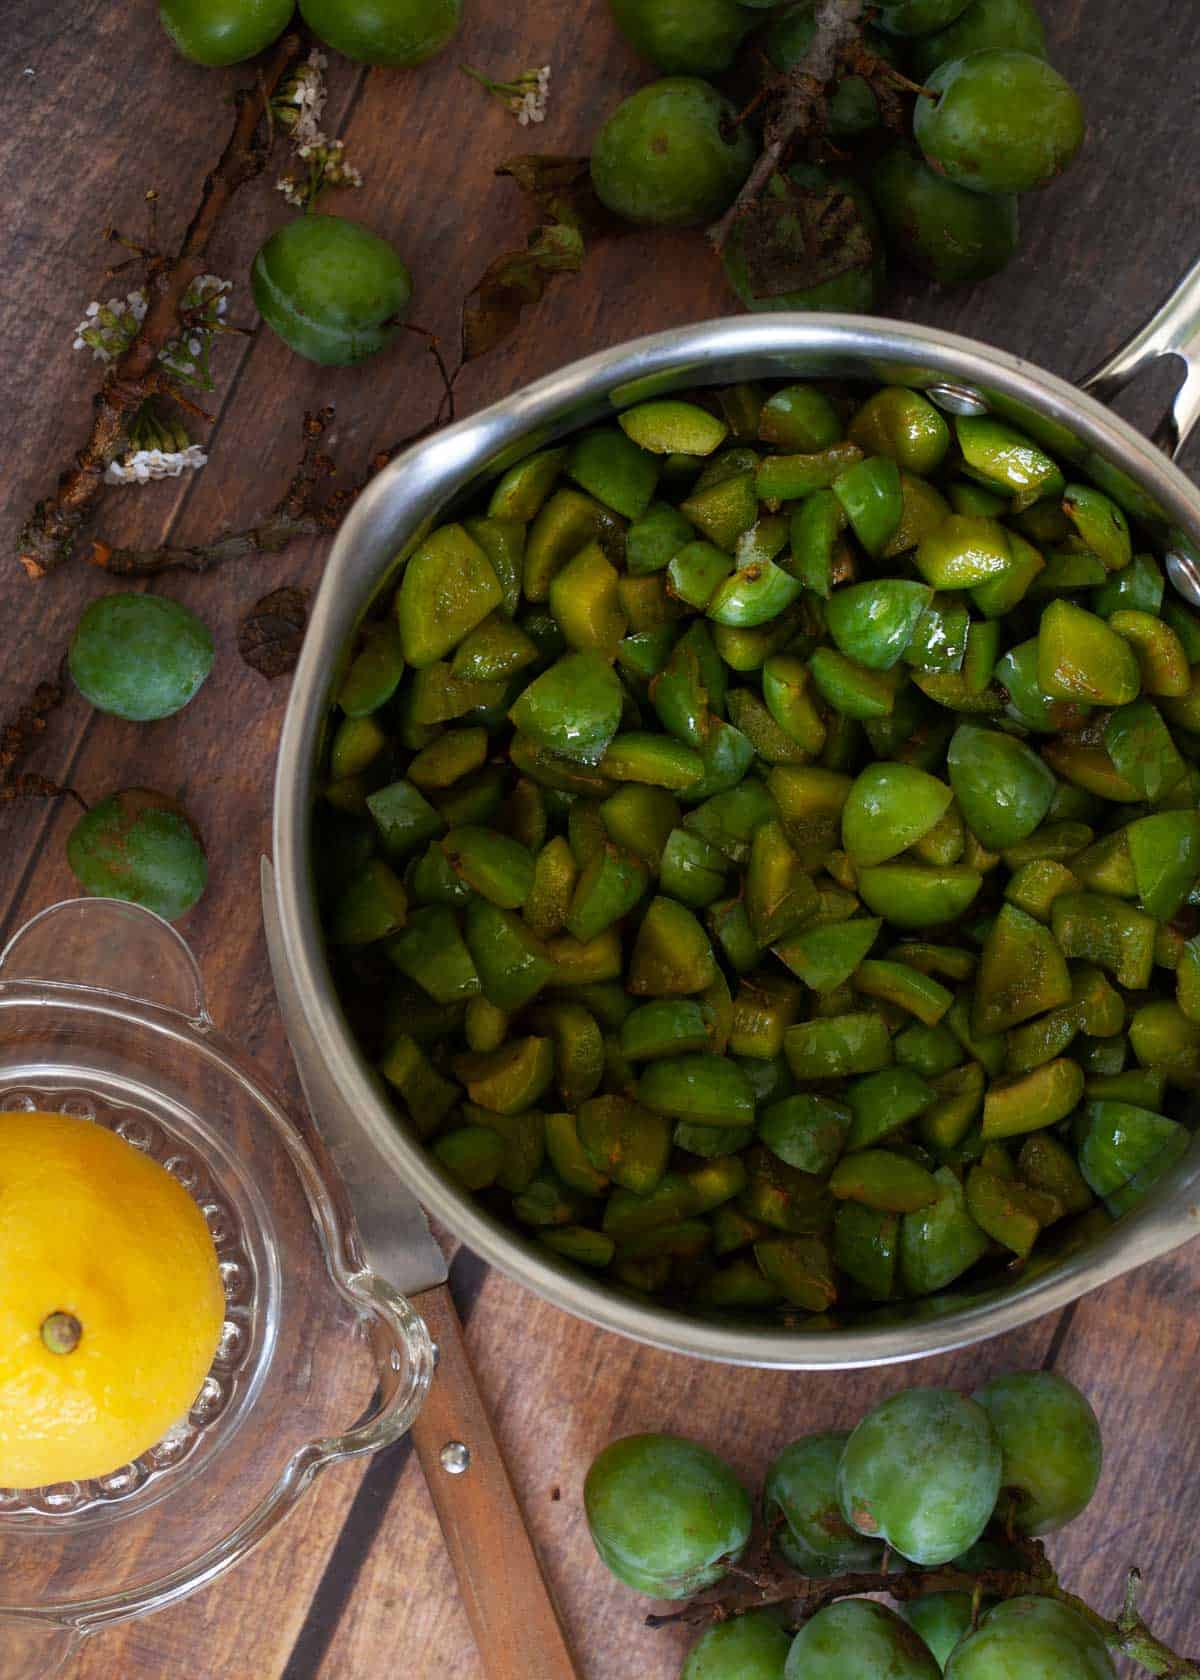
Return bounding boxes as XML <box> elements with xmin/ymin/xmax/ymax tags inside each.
<box><xmin>1</xmin><ymin>0</ymin><xmax>1199</xmax><ymax>1676</ymax></box>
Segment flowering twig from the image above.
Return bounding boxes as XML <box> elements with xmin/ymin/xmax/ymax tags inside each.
<box><xmin>274</xmin><ymin>50</ymin><xmax>364</xmax><ymax>210</ymax></box>
<box><xmin>104</xmin><ymin>400</ymin><xmax>210</xmax><ymax>485</ymax></box>
<box><xmin>88</xmin><ymin>336</ymin><xmax>460</xmax><ymax>578</ymax></box>
<box><xmin>16</xmin><ymin>32</ymin><xmax>304</xmax><ymax>580</ymax></box>
<box><xmin>462</xmin><ymin>63</ymin><xmax>551</xmax><ymax>127</ymax></box>
<box><xmin>90</xmin><ymin>407</ymin><xmax>341</xmax><ymax>577</ymax></box>
<box><xmin>708</xmin><ymin>0</ymin><xmax>868</xmax><ymax>254</ymax></box>
<box><xmin>75</xmin><ymin>273</ymin><xmax>232</xmax><ymax>392</ymax></box>
<box><xmin>72</xmin><ymin>277</ymin><xmax>232</xmax><ymax>486</ymax></box>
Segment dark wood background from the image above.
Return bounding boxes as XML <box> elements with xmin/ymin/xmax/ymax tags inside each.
<box><xmin>3</xmin><ymin>1</ymin><xmax>1199</xmax><ymax>1674</ymax></box>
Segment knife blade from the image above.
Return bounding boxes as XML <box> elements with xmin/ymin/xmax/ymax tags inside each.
<box><xmin>260</xmin><ymin>856</ymin><xmax>447</xmax><ymax>1296</ymax></box>
<box><xmin>259</xmin><ymin>858</ymin><xmax>579</xmax><ymax>1680</ymax></box>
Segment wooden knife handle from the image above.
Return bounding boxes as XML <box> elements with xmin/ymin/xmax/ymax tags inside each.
<box><xmin>409</xmin><ymin>1282</ymin><xmax>580</xmax><ymax>1680</ymax></box>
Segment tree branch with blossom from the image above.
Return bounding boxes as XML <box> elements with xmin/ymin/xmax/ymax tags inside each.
<box><xmin>16</xmin><ymin>32</ymin><xmax>305</xmax><ymax>580</ymax></box>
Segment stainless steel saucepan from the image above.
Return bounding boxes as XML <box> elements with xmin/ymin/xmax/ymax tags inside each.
<box><xmin>272</xmin><ymin>260</ymin><xmax>1200</xmax><ymax>1370</ymax></box>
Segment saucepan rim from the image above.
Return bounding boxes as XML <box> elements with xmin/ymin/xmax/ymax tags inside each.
<box><xmin>273</xmin><ymin>310</ymin><xmax>1200</xmax><ymax>1369</ymax></box>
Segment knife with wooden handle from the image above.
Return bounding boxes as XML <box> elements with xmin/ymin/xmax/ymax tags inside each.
<box><xmin>261</xmin><ymin>859</ymin><xmax>579</xmax><ymax>1680</ymax></box>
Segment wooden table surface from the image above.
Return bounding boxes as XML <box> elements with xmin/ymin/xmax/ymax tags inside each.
<box><xmin>4</xmin><ymin>2</ymin><xmax>1200</xmax><ymax>1675</ymax></box>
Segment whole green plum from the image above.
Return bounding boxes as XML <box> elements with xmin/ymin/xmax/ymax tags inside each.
<box><xmin>914</xmin><ymin>50</ymin><xmax>1085</xmax><ymax>195</ymax></box>
<box><xmin>608</xmin><ymin>0</ymin><xmax>752</xmax><ymax>74</ymax></box>
<box><xmin>785</xmin><ymin>1600</ymin><xmax>941</xmax><ymax>1679</ymax></box>
<box><xmin>683</xmin><ymin>1610</ymin><xmax>793</xmax><ymax>1679</ymax></box>
<box><xmin>902</xmin><ymin>1594</ymin><xmax>975</xmax><ymax>1673</ymax></box>
<box><xmin>252</xmin><ymin>215</ymin><xmax>413</xmax><ymax>365</ymax></box>
<box><xmin>591</xmin><ymin>78</ymin><xmax>755</xmax><ymax>228</ymax></box>
<box><xmin>908</xmin><ymin>0</ymin><xmax>1047</xmax><ymax>82</ymax></box>
<box><xmin>584</xmin><ymin>1434</ymin><xmax>752</xmax><ymax>1597</ymax></box>
<box><xmin>70</xmin><ymin>593</ymin><xmax>214</xmax><ymax>722</ymax></box>
<box><xmin>975</xmin><ymin>1372</ymin><xmax>1102</xmax><ymax>1536</ymax></box>
<box><xmin>764</xmin><ymin>1433</ymin><xmax>884</xmax><ymax>1576</ymax></box>
<box><xmin>944</xmin><ymin>1597</ymin><xmax>1117</xmax><ymax>1680</ymax></box>
<box><xmin>67</xmin><ymin>790</ymin><xmax>207</xmax><ymax>921</ymax></box>
<box><xmin>836</xmin><ymin>1388</ymin><xmax>1002</xmax><ymax>1566</ymax></box>
<box><xmin>299</xmin><ymin>0</ymin><xmax>462</xmax><ymax>65</ymax></box>
<box><xmin>723</xmin><ymin>163</ymin><xmax>885</xmax><ymax>313</ymax></box>
<box><xmin>870</xmin><ymin>148</ymin><xmax>1018</xmax><ymax>286</ymax></box>
<box><xmin>159</xmin><ymin>0</ymin><xmax>294</xmax><ymax>65</ymax></box>
<box><xmin>876</xmin><ymin>0</ymin><xmax>970</xmax><ymax>35</ymax></box>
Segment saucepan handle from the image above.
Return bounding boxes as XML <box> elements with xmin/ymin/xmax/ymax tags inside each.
<box><xmin>1081</xmin><ymin>256</ymin><xmax>1200</xmax><ymax>460</ymax></box>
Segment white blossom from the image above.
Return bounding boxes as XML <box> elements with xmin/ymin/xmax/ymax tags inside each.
<box><xmin>272</xmin><ymin>50</ymin><xmax>365</xmax><ymax>206</ymax></box>
<box><xmin>280</xmin><ymin>48</ymin><xmax>331</xmax><ymax>149</ymax></box>
<box><xmin>153</xmin><ymin>274</ymin><xmax>231</xmax><ymax>386</ymax></box>
<box><xmin>275</xmin><ymin>135</ymin><xmax>364</xmax><ymax>206</ymax></box>
<box><xmin>463</xmin><ymin>63</ymin><xmax>551</xmax><ymax>127</ymax></box>
<box><xmin>72</xmin><ymin>275</ymin><xmax>228</xmax><ymax>379</ymax></box>
<box><xmin>105</xmin><ymin>444</ymin><xmax>208</xmax><ymax>485</ymax></box>
<box><xmin>72</xmin><ymin>290</ymin><xmax>149</xmax><ymax>361</ymax></box>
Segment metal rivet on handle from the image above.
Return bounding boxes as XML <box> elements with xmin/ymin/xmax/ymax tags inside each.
<box><xmin>925</xmin><ymin>382</ymin><xmax>990</xmax><ymax>418</ymax></box>
<box><xmin>440</xmin><ymin>1440</ymin><xmax>471</xmax><ymax>1475</ymax></box>
<box><xmin>1167</xmin><ymin>548</ymin><xmax>1200</xmax><ymax>611</ymax></box>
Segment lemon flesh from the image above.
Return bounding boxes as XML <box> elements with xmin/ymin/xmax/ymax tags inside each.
<box><xmin>0</xmin><ymin>1110</ymin><xmax>225</xmax><ymax>1489</ymax></box>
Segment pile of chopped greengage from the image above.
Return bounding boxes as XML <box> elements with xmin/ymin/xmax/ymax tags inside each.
<box><xmin>317</xmin><ymin>377</ymin><xmax>1200</xmax><ymax>1320</ymax></box>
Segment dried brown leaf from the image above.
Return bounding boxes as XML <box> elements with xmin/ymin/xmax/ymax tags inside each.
<box><xmin>461</xmin><ymin>155</ymin><xmax>618</xmax><ymax>363</ymax></box>
<box><xmin>495</xmin><ymin>155</ymin><xmax>612</xmax><ymax>228</ymax></box>
<box><xmin>238</xmin><ymin>585</ymin><xmax>310</xmax><ymax>679</ymax></box>
<box><xmin>740</xmin><ymin>176</ymin><xmax>876</xmax><ymax>302</ymax></box>
<box><xmin>463</xmin><ymin>222</ymin><xmax>586</xmax><ymax>361</ymax></box>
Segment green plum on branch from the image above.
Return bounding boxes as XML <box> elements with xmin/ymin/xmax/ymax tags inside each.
<box><xmin>584</xmin><ymin>1371</ymin><xmax>1200</xmax><ymax>1679</ymax></box>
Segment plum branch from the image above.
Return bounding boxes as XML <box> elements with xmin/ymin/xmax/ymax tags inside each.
<box><xmin>646</xmin><ymin>1548</ymin><xmax>1200</xmax><ymax>1678</ymax></box>
<box><xmin>16</xmin><ymin>32</ymin><xmax>306</xmax><ymax>580</ymax></box>
<box><xmin>0</xmin><ymin>665</ymin><xmax>83</xmax><ymax>807</ymax></box>
<box><xmin>708</xmin><ymin>0</ymin><xmax>868</xmax><ymax>254</ymax></box>
<box><xmin>87</xmin><ymin>330</ymin><xmax>459</xmax><ymax>579</ymax></box>
<box><xmin>708</xmin><ymin>0</ymin><xmax>934</xmax><ymax>256</ymax></box>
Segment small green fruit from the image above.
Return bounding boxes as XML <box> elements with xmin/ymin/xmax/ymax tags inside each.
<box><xmin>159</xmin><ymin>0</ymin><xmax>294</xmax><ymax>67</ymax></box>
<box><xmin>299</xmin><ymin>0</ymin><xmax>462</xmax><ymax>66</ymax></box>
<box><xmin>584</xmin><ymin>1433</ymin><xmax>752</xmax><ymax>1597</ymax></box>
<box><xmin>252</xmin><ymin>215</ymin><xmax>413</xmax><ymax>366</ymax></box>
<box><xmin>590</xmin><ymin>78</ymin><xmax>754</xmax><ymax>228</ymax></box>
<box><xmin>69</xmin><ymin>594</ymin><xmax>214</xmax><ymax>722</ymax></box>
<box><xmin>67</xmin><ymin>790</ymin><xmax>208</xmax><ymax>922</ymax></box>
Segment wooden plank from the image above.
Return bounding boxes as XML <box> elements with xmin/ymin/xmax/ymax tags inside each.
<box><xmin>318</xmin><ymin>1265</ymin><xmax>1056</xmax><ymax>1680</ymax></box>
<box><xmin>0</xmin><ymin>25</ymin><xmax>364</xmax><ymax>934</ymax></box>
<box><xmin>1042</xmin><ymin>1250</ymin><xmax>1200</xmax><ymax>1662</ymax></box>
<box><xmin>65</xmin><ymin>1466</ymin><xmax>371</xmax><ymax>1680</ymax></box>
<box><xmin>1</xmin><ymin>0</ymin><xmax>1199</xmax><ymax>1675</ymax></box>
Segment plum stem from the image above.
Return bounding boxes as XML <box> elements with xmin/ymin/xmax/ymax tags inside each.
<box><xmin>644</xmin><ymin>1540</ymin><xmax>1200</xmax><ymax>1677</ymax></box>
<box><xmin>708</xmin><ymin>0</ymin><xmax>868</xmax><ymax>255</ymax></box>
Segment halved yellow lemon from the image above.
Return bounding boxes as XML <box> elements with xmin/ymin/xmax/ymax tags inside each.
<box><xmin>0</xmin><ymin>1110</ymin><xmax>225</xmax><ymax>1488</ymax></box>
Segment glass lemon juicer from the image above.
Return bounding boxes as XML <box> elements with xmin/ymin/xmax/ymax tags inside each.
<box><xmin>0</xmin><ymin>897</ymin><xmax>435</xmax><ymax>1679</ymax></box>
